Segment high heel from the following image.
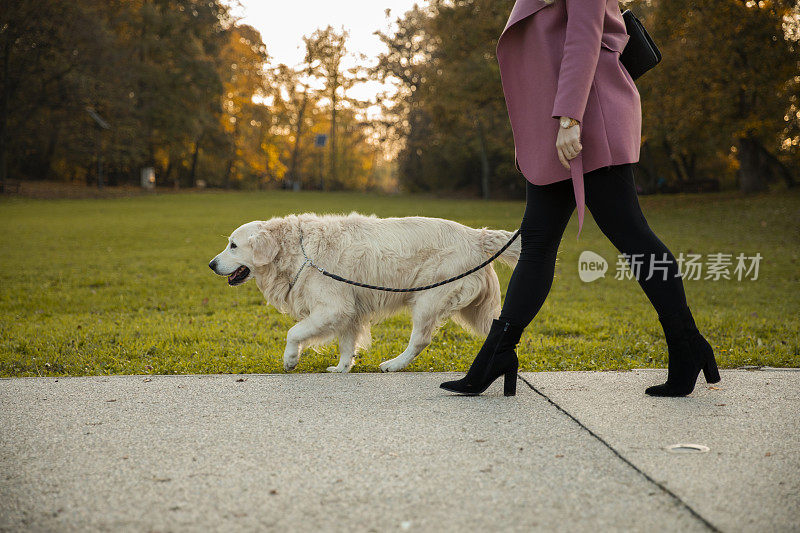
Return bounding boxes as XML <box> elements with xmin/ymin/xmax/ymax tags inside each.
<box><xmin>703</xmin><ymin>354</ymin><xmax>721</xmax><ymax>384</ymax></box>
<box><xmin>504</xmin><ymin>367</ymin><xmax>518</xmax><ymax>396</ymax></box>
<box><xmin>645</xmin><ymin>305</ymin><xmax>721</xmax><ymax>397</ymax></box>
<box><xmin>440</xmin><ymin>319</ymin><xmax>525</xmax><ymax>396</ymax></box>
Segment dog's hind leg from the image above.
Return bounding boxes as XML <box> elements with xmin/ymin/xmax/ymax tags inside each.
<box><xmin>379</xmin><ymin>302</ymin><xmax>441</xmax><ymax>373</ymax></box>
<box><xmin>327</xmin><ymin>328</ymin><xmax>358</xmax><ymax>373</ymax></box>
<box><xmin>453</xmin><ymin>272</ymin><xmax>501</xmax><ymax>336</ymax></box>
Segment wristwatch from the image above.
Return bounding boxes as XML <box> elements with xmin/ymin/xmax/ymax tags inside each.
<box><xmin>560</xmin><ymin>116</ymin><xmax>579</xmax><ymax>129</ymax></box>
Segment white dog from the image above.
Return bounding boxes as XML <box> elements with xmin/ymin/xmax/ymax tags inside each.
<box><xmin>209</xmin><ymin>212</ymin><xmax>520</xmax><ymax>373</ymax></box>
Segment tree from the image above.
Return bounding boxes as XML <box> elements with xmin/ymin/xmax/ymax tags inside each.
<box><xmin>374</xmin><ymin>1</ymin><xmax>519</xmax><ymax>197</ymax></box>
<box><xmin>634</xmin><ymin>0</ymin><xmax>798</xmax><ymax>192</ymax></box>
<box><xmin>270</xmin><ymin>55</ymin><xmax>318</xmax><ymax>190</ymax></box>
<box><xmin>376</xmin><ymin>0</ymin><xmax>799</xmax><ymax>196</ymax></box>
<box><xmin>304</xmin><ymin>26</ymin><xmax>350</xmax><ymax>189</ymax></box>
<box><xmin>216</xmin><ymin>24</ymin><xmax>271</xmax><ymax>187</ymax></box>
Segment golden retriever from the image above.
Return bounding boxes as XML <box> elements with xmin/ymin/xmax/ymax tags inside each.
<box><xmin>209</xmin><ymin>212</ymin><xmax>520</xmax><ymax>373</ymax></box>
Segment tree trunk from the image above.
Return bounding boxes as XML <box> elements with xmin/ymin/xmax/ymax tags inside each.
<box><xmin>737</xmin><ymin>135</ymin><xmax>768</xmax><ymax>193</ymax></box>
<box><xmin>0</xmin><ymin>42</ymin><xmax>11</xmax><ymax>185</ymax></box>
<box><xmin>36</xmin><ymin>120</ymin><xmax>61</xmax><ymax>180</ymax></box>
<box><xmin>473</xmin><ymin>115</ymin><xmax>491</xmax><ymax>199</ymax></box>
<box><xmin>224</xmin><ymin>157</ymin><xmax>235</xmax><ymax>189</ymax></box>
<box><xmin>162</xmin><ymin>157</ymin><xmax>171</xmax><ymax>185</ymax></box>
<box><xmin>289</xmin><ymin>90</ymin><xmax>309</xmax><ymax>190</ymax></box>
<box><xmin>188</xmin><ymin>136</ymin><xmax>201</xmax><ymax>187</ymax></box>
<box><xmin>329</xmin><ymin>84</ymin><xmax>337</xmax><ymax>191</ymax></box>
<box><xmin>756</xmin><ymin>141</ymin><xmax>796</xmax><ymax>189</ymax></box>
<box><xmin>661</xmin><ymin>139</ymin><xmax>691</xmax><ymax>184</ymax></box>
<box><xmin>636</xmin><ymin>140</ymin><xmax>659</xmax><ymax>194</ymax></box>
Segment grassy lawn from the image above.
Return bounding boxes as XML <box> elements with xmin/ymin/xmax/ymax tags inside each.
<box><xmin>1</xmin><ymin>187</ymin><xmax>798</xmax><ymax>377</ymax></box>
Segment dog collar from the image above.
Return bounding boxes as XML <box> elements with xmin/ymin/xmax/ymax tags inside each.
<box><xmin>288</xmin><ymin>226</ymin><xmax>322</xmax><ymax>291</ymax></box>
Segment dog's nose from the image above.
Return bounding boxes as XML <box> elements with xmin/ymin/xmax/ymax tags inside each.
<box><xmin>209</xmin><ymin>259</ymin><xmax>217</xmax><ymax>272</ymax></box>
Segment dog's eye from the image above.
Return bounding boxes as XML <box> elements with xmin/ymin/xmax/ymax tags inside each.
<box><xmin>230</xmin><ymin>242</ymin><xmax>237</xmax><ymax>249</ymax></box>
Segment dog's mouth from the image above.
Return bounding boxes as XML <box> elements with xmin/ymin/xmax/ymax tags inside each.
<box><xmin>227</xmin><ymin>266</ymin><xmax>251</xmax><ymax>286</ymax></box>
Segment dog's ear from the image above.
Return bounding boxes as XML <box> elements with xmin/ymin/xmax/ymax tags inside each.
<box><xmin>248</xmin><ymin>229</ymin><xmax>279</xmax><ymax>266</ymax></box>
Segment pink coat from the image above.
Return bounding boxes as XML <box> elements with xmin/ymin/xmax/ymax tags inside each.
<box><xmin>497</xmin><ymin>0</ymin><xmax>642</xmax><ymax>238</ymax></box>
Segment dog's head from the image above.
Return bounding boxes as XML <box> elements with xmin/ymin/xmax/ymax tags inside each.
<box><xmin>208</xmin><ymin>221</ymin><xmax>280</xmax><ymax>286</ymax></box>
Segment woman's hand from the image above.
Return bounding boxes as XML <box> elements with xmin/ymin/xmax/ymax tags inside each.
<box><xmin>556</xmin><ymin>119</ymin><xmax>582</xmax><ymax>170</ymax></box>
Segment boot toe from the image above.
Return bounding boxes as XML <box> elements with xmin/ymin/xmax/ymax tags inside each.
<box><xmin>439</xmin><ymin>380</ymin><xmax>462</xmax><ymax>392</ymax></box>
<box><xmin>645</xmin><ymin>384</ymin><xmax>670</xmax><ymax>396</ymax></box>
<box><xmin>440</xmin><ymin>379</ymin><xmax>477</xmax><ymax>394</ymax></box>
<box><xmin>645</xmin><ymin>383</ymin><xmax>692</xmax><ymax>397</ymax></box>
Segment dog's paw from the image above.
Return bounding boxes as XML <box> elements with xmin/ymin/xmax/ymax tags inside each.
<box><xmin>282</xmin><ymin>346</ymin><xmax>300</xmax><ymax>371</ymax></box>
<box><xmin>283</xmin><ymin>357</ymin><xmax>299</xmax><ymax>372</ymax></box>
<box><xmin>326</xmin><ymin>365</ymin><xmax>351</xmax><ymax>374</ymax></box>
<box><xmin>379</xmin><ymin>359</ymin><xmax>404</xmax><ymax>373</ymax></box>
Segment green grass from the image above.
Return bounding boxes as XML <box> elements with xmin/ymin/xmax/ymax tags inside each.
<box><xmin>1</xmin><ymin>187</ymin><xmax>798</xmax><ymax>377</ymax></box>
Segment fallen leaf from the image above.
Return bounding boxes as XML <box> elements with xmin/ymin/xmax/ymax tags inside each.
<box><xmin>555</xmin><ymin>454</ymin><xmax>564</xmax><ymax>458</ymax></box>
<box><xmin>235</xmin><ymin>378</ymin><xmax>247</xmax><ymax>382</ymax></box>
<box><xmin>105</xmin><ymin>399</ymin><xmax>116</xmax><ymax>402</ymax></box>
<box><xmin>708</xmin><ymin>386</ymin><xmax>722</xmax><ymax>390</ymax></box>
<box><xmin>715</xmin><ymin>403</ymin><xmax>726</xmax><ymax>407</ymax></box>
<box><xmin>143</xmin><ymin>378</ymin><xmax>152</xmax><ymax>383</ymax></box>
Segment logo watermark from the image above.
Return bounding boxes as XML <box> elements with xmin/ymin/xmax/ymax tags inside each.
<box><xmin>578</xmin><ymin>251</ymin><xmax>762</xmax><ymax>282</ymax></box>
<box><xmin>578</xmin><ymin>250</ymin><xmax>609</xmax><ymax>283</ymax></box>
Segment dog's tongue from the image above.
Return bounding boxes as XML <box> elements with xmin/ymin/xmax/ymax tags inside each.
<box><xmin>228</xmin><ymin>266</ymin><xmax>246</xmax><ymax>282</ymax></box>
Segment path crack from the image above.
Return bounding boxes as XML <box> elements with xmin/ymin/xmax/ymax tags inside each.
<box><xmin>518</xmin><ymin>374</ymin><xmax>721</xmax><ymax>533</ymax></box>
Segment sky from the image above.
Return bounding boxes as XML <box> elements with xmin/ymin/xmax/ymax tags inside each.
<box><xmin>229</xmin><ymin>0</ymin><xmax>422</xmax><ymax>105</ymax></box>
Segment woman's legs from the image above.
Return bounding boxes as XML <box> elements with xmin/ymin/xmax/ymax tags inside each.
<box><xmin>443</xmin><ymin>162</ymin><xmax>717</xmax><ymax>397</ymax></box>
<box><xmin>496</xmin><ymin>162</ymin><xmax>688</xmax><ymax>328</ymax></box>
<box><xmin>583</xmin><ymin>163</ymin><xmax>719</xmax><ymax>395</ymax></box>
<box><xmin>440</xmin><ymin>177</ymin><xmax>574</xmax><ymax>396</ymax></box>
<box><xmin>497</xmin><ymin>178</ymin><xmax>576</xmax><ymax>328</ymax></box>
<box><xmin>582</xmin><ymin>163</ymin><xmax>687</xmax><ymax>317</ymax></box>
<box><xmin>497</xmin><ymin>162</ymin><xmax>689</xmax><ymax>330</ymax></box>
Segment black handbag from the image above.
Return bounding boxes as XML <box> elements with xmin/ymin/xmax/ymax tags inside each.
<box><xmin>619</xmin><ymin>9</ymin><xmax>662</xmax><ymax>81</ymax></box>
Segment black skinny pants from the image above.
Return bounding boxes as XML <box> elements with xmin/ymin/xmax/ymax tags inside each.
<box><xmin>498</xmin><ymin>162</ymin><xmax>688</xmax><ymax>328</ymax></box>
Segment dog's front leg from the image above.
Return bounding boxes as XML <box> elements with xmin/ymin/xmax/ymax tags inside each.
<box><xmin>283</xmin><ymin>319</ymin><xmax>315</xmax><ymax>371</ymax></box>
<box><xmin>283</xmin><ymin>310</ymin><xmax>339</xmax><ymax>371</ymax></box>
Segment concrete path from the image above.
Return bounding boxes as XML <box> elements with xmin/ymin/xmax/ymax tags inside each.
<box><xmin>0</xmin><ymin>369</ymin><xmax>797</xmax><ymax>532</ymax></box>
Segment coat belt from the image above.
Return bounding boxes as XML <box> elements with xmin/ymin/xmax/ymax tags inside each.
<box><xmin>570</xmin><ymin>152</ymin><xmax>585</xmax><ymax>240</ymax></box>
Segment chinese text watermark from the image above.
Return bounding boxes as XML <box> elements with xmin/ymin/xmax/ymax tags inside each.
<box><xmin>578</xmin><ymin>251</ymin><xmax>762</xmax><ymax>283</ymax></box>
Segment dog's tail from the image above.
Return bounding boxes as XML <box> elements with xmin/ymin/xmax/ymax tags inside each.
<box><xmin>479</xmin><ymin>228</ymin><xmax>520</xmax><ymax>269</ymax></box>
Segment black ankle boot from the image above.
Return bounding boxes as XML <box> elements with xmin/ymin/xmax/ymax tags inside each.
<box><xmin>440</xmin><ymin>318</ymin><xmax>525</xmax><ymax>396</ymax></box>
<box><xmin>645</xmin><ymin>305</ymin><xmax>720</xmax><ymax>397</ymax></box>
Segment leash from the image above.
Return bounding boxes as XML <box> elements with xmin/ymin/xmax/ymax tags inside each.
<box><xmin>288</xmin><ymin>226</ymin><xmax>521</xmax><ymax>293</ymax></box>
